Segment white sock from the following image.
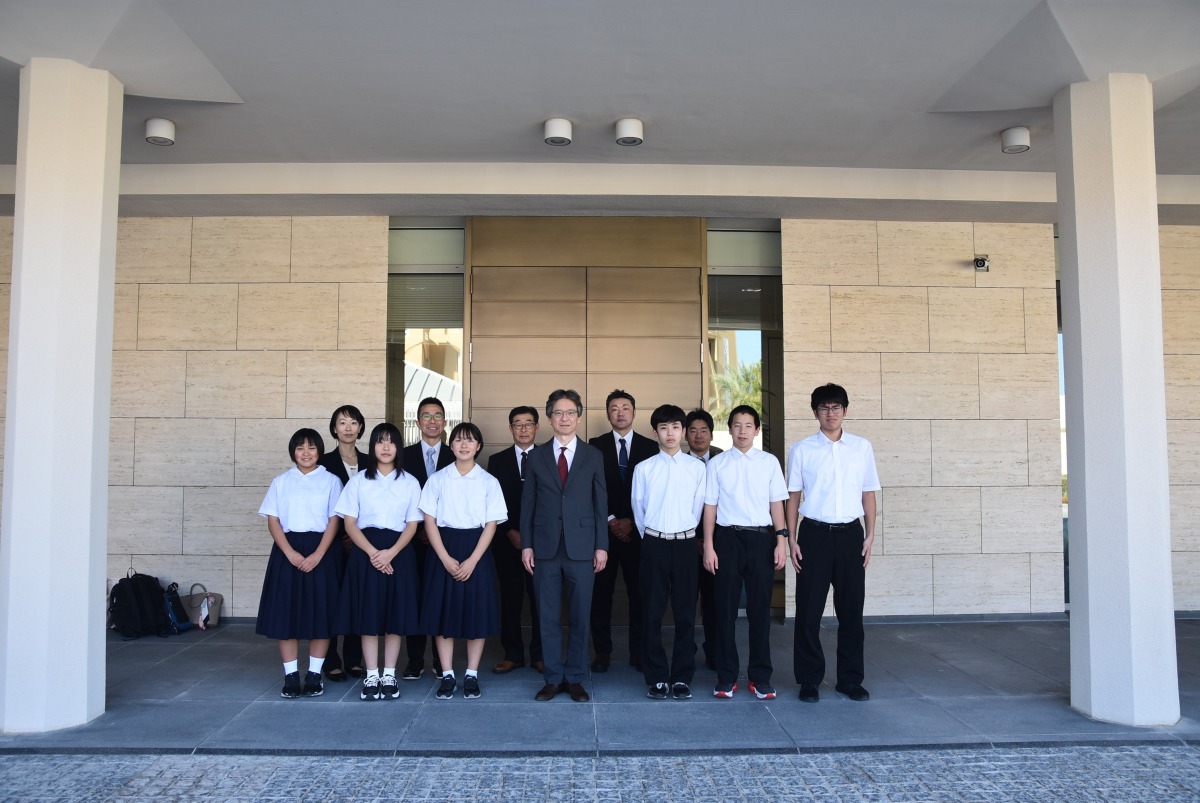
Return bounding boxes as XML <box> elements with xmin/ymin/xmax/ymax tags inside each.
<box><xmin>283</xmin><ymin>660</ymin><xmax>299</xmax><ymax>675</ymax></box>
<box><xmin>367</xmin><ymin>668</ymin><xmax>380</xmax><ymax>680</ymax></box>
<box><xmin>443</xmin><ymin>670</ymin><xmax>455</xmax><ymax>679</ymax></box>
<box><xmin>309</xmin><ymin>656</ymin><xmax>325</xmax><ymax>674</ymax></box>
<box><xmin>383</xmin><ymin>666</ymin><xmax>396</xmax><ymax>678</ymax></box>
<box><xmin>464</xmin><ymin>669</ymin><xmax>478</xmax><ymax>678</ymax></box>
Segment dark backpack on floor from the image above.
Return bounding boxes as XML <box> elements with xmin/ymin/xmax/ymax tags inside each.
<box><xmin>109</xmin><ymin>572</ymin><xmax>170</xmax><ymax>639</ymax></box>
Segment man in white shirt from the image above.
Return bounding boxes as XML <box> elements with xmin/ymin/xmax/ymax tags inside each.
<box><xmin>701</xmin><ymin>405</ymin><xmax>789</xmax><ymax>700</ymax></box>
<box><xmin>632</xmin><ymin>404</ymin><xmax>707</xmax><ymax>700</ymax></box>
<box><xmin>785</xmin><ymin>383</ymin><xmax>880</xmax><ymax>704</ymax></box>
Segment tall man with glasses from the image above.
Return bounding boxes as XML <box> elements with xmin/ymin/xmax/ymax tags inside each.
<box><xmin>401</xmin><ymin>397</ymin><xmax>455</xmax><ymax>680</ymax></box>
<box><xmin>521</xmin><ymin>389</ymin><xmax>608</xmax><ymax>702</ymax></box>
<box><xmin>485</xmin><ymin>406</ymin><xmax>543</xmax><ymax>675</ymax></box>
<box><xmin>785</xmin><ymin>383</ymin><xmax>880</xmax><ymax>703</ymax></box>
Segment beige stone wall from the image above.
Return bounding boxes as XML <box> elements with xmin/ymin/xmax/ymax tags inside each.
<box><xmin>107</xmin><ymin>216</ymin><xmax>388</xmax><ymax>616</ymax></box>
<box><xmin>1163</xmin><ymin>226</ymin><xmax>1200</xmax><ymax>610</ymax></box>
<box><xmin>781</xmin><ymin>220</ymin><xmax>1064</xmax><ymax>616</ymax></box>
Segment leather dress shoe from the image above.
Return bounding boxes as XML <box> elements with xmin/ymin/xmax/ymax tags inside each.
<box><xmin>532</xmin><ymin>660</ymin><xmax>545</xmax><ymax>674</ymax></box>
<box><xmin>565</xmin><ymin>682</ymin><xmax>590</xmax><ymax>702</ymax></box>
<box><xmin>492</xmin><ymin>660</ymin><xmax>522</xmax><ymax>675</ymax></box>
<box><xmin>590</xmin><ymin>653</ymin><xmax>610</xmax><ymax>673</ymax></box>
<box><xmin>534</xmin><ymin>683</ymin><xmax>560</xmax><ymax>701</ymax></box>
<box><xmin>798</xmin><ymin>684</ymin><xmax>820</xmax><ymax>703</ymax></box>
<box><xmin>835</xmin><ymin>683</ymin><xmax>870</xmax><ymax>702</ymax></box>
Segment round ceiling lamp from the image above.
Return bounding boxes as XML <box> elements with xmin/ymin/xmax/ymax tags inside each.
<box><xmin>145</xmin><ymin>118</ymin><xmax>176</xmax><ymax>146</ymax></box>
<box><xmin>1000</xmin><ymin>126</ymin><xmax>1030</xmax><ymax>154</ymax></box>
<box><xmin>544</xmin><ymin>118</ymin><xmax>572</xmax><ymax>146</ymax></box>
<box><xmin>615</xmin><ymin>118</ymin><xmax>643</xmax><ymax>146</ymax></box>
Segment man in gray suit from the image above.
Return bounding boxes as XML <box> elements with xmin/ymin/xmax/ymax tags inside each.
<box><xmin>521</xmin><ymin>389</ymin><xmax>609</xmax><ymax>702</ymax></box>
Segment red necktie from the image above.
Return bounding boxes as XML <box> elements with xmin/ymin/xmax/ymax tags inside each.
<box><xmin>558</xmin><ymin>446</ymin><xmax>569</xmax><ymax>486</ymax></box>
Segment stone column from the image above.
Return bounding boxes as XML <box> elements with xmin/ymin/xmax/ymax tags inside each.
<box><xmin>1054</xmin><ymin>73</ymin><xmax>1179</xmax><ymax>726</ymax></box>
<box><xmin>0</xmin><ymin>58</ymin><xmax>122</xmax><ymax>731</ymax></box>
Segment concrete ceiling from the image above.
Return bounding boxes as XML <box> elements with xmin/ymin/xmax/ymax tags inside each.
<box><xmin>0</xmin><ymin>0</ymin><xmax>1198</xmax><ymax>208</ymax></box>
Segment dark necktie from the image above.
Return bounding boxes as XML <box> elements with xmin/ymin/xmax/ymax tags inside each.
<box><xmin>520</xmin><ymin>450</ymin><xmax>527</xmax><ymax>480</ymax></box>
<box><xmin>558</xmin><ymin>446</ymin><xmax>569</xmax><ymax>486</ymax></box>
<box><xmin>618</xmin><ymin>437</ymin><xmax>628</xmax><ymax>482</ymax></box>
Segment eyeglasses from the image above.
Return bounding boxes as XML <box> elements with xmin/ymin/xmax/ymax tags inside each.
<box><xmin>419</xmin><ymin>413</ymin><xmax>445</xmax><ymax>422</ymax></box>
<box><xmin>550</xmin><ymin>409</ymin><xmax>579</xmax><ymax>419</ymax></box>
<box><xmin>817</xmin><ymin>404</ymin><xmax>844</xmax><ymax>415</ymax></box>
<box><xmin>511</xmin><ymin>422</ymin><xmax>536</xmax><ymax>430</ymax></box>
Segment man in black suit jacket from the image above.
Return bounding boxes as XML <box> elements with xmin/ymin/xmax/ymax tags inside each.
<box><xmin>521</xmin><ymin>389</ymin><xmax>608</xmax><ymax>702</ymax></box>
<box><xmin>485</xmin><ymin>405</ymin><xmax>543</xmax><ymax>674</ymax></box>
<box><xmin>588</xmin><ymin>389</ymin><xmax>658</xmax><ymax>672</ymax></box>
<box><xmin>400</xmin><ymin>396</ymin><xmax>455</xmax><ymax>679</ymax></box>
<box><xmin>686</xmin><ymin>408</ymin><xmax>723</xmax><ymax>670</ymax></box>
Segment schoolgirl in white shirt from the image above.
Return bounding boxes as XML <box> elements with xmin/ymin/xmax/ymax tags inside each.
<box><xmin>334</xmin><ymin>422</ymin><xmax>423</xmax><ymax>701</ymax></box>
<box><xmin>256</xmin><ymin>428</ymin><xmax>344</xmax><ymax>699</ymax></box>
<box><xmin>418</xmin><ymin>422</ymin><xmax>507</xmax><ymax>700</ymax></box>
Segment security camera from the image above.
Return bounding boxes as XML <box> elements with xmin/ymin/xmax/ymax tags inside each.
<box><xmin>973</xmin><ymin>255</ymin><xmax>990</xmax><ymax>271</ymax></box>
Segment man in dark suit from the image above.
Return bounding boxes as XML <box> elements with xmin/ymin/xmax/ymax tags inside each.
<box><xmin>521</xmin><ymin>389</ymin><xmax>608</xmax><ymax>702</ymax></box>
<box><xmin>588</xmin><ymin>389</ymin><xmax>657</xmax><ymax>672</ymax></box>
<box><xmin>686</xmin><ymin>408</ymin><xmax>723</xmax><ymax>670</ymax></box>
<box><xmin>485</xmin><ymin>405</ymin><xmax>543</xmax><ymax>675</ymax></box>
<box><xmin>400</xmin><ymin>396</ymin><xmax>455</xmax><ymax>680</ymax></box>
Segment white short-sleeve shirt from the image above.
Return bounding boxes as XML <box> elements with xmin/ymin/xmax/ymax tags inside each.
<box><xmin>334</xmin><ymin>469</ymin><xmax>423</xmax><ymax>531</ymax></box>
<box><xmin>419</xmin><ymin>463</ymin><xmax>508</xmax><ymax>529</ymax></box>
<box><xmin>786</xmin><ymin>430</ymin><xmax>881</xmax><ymax>524</ymax></box>
<box><xmin>703</xmin><ymin>447</ymin><xmax>789</xmax><ymax>527</ymax></box>
<box><xmin>258</xmin><ymin>465</ymin><xmax>343</xmax><ymax>533</ymax></box>
<box><xmin>631</xmin><ymin>450</ymin><xmax>706</xmax><ymax>536</ymax></box>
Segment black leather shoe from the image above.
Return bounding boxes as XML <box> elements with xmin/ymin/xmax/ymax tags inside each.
<box><xmin>566</xmin><ymin>682</ymin><xmax>590</xmax><ymax>702</ymax></box>
<box><xmin>590</xmin><ymin>653</ymin><xmax>610</xmax><ymax>673</ymax></box>
<box><xmin>835</xmin><ymin>683</ymin><xmax>870</xmax><ymax>701</ymax></box>
<box><xmin>535</xmin><ymin>683</ymin><xmax>560</xmax><ymax>701</ymax></box>
<box><xmin>799</xmin><ymin>684</ymin><xmax>820</xmax><ymax>703</ymax></box>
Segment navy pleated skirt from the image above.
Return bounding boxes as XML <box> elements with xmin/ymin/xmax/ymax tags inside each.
<box><xmin>256</xmin><ymin>531</ymin><xmax>340</xmax><ymax>640</ymax></box>
<box><xmin>418</xmin><ymin>527</ymin><xmax>499</xmax><ymax>639</ymax></box>
<box><xmin>335</xmin><ymin>527</ymin><xmax>420</xmax><ymax>637</ymax></box>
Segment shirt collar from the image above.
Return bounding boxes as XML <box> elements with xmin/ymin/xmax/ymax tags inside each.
<box><xmin>612</xmin><ymin>429</ymin><xmax>633</xmax><ymax>445</ymax></box>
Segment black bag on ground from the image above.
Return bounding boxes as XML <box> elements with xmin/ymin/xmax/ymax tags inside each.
<box><xmin>109</xmin><ymin>571</ymin><xmax>171</xmax><ymax>639</ymax></box>
<box><xmin>163</xmin><ymin>582</ymin><xmax>193</xmax><ymax>635</ymax></box>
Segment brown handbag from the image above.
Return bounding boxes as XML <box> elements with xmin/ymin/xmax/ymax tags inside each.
<box><xmin>181</xmin><ymin>583</ymin><xmax>223</xmax><ymax>630</ymax></box>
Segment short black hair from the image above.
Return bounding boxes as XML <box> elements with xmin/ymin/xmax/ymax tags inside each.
<box><xmin>448</xmin><ymin>421</ymin><xmax>484</xmax><ymax>451</ymax></box>
<box><xmin>417</xmin><ymin>397</ymin><xmax>445</xmax><ymax>414</ymax></box>
<box><xmin>288</xmin><ymin>428</ymin><xmax>325</xmax><ymax>462</ymax></box>
<box><xmin>605</xmin><ymin>389</ymin><xmax>636</xmax><ymax>409</ymax></box>
<box><xmin>365</xmin><ymin>422</ymin><xmax>403</xmax><ymax>480</ymax></box>
<box><xmin>727</xmin><ymin>404</ymin><xmax>761</xmax><ymax>429</ymax></box>
<box><xmin>685</xmin><ymin>408</ymin><xmax>715</xmax><ymax>432</ymax></box>
<box><xmin>810</xmin><ymin>383</ymin><xmax>850</xmax><ymax>411</ymax></box>
<box><xmin>650</xmin><ymin>404</ymin><xmax>687</xmax><ymax>429</ymax></box>
<box><xmin>545</xmin><ymin>389</ymin><xmax>583</xmax><ymax>417</ymax></box>
<box><xmin>508</xmin><ymin>405</ymin><xmax>540</xmax><ymax>425</ymax></box>
<box><xmin>328</xmin><ymin>405</ymin><xmax>366</xmax><ymax>439</ymax></box>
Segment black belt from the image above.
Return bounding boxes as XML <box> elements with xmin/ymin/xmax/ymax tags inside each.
<box><xmin>723</xmin><ymin>524</ymin><xmax>773</xmax><ymax>533</ymax></box>
<box><xmin>804</xmin><ymin>519</ymin><xmax>858</xmax><ymax>529</ymax></box>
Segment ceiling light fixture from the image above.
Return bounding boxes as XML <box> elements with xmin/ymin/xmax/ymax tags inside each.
<box><xmin>1000</xmin><ymin>126</ymin><xmax>1030</xmax><ymax>154</ymax></box>
<box><xmin>145</xmin><ymin>118</ymin><xmax>176</xmax><ymax>146</ymax></box>
<box><xmin>615</xmin><ymin>117</ymin><xmax>643</xmax><ymax>146</ymax></box>
<box><xmin>544</xmin><ymin>118</ymin><xmax>572</xmax><ymax>146</ymax></box>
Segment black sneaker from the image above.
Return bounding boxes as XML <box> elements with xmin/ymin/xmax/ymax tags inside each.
<box><xmin>463</xmin><ymin>675</ymin><xmax>481</xmax><ymax>699</ymax></box>
<box><xmin>380</xmin><ymin>674</ymin><xmax>400</xmax><ymax>699</ymax></box>
<box><xmin>671</xmin><ymin>682</ymin><xmax>692</xmax><ymax>700</ymax></box>
<box><xmin>647</xmin><ymin>682</ymin><xmax>669</xmax><ymax>700</ymax></box>
<box><xmin>749</xmin><ymin>681</ymin><xmax>777</xmax><ymax>700</ymax></box>
<box><xmin>281</xmin><ymin>672</ymin><xmax>302</xmax><ymax>699</ymax></box>
<box><xmin>360</xmin><ymin>675</ymin><xmax>381</xmax><ymax>701</ymax></box>
<box><xmin>301</xmin><ymin>671</ymin><xmax>324</xmax><ymax>697</ymax></box>
<box><xmin>436</xmin><ymin>674</ymin><xmax>457</xmax><ymax>700</ymax></box>
<box><xmin>402</xmin><ymin>660</ymin><xmax>424</xmax><ymax>681</ymax></box>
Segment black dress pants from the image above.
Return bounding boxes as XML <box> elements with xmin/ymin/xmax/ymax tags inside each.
<box><xmin>712</xmin><ymin>525</ymin><xmax>775</xmax><ymax>686</ymax></box>
<box><xmin>793</xmin><ymin>518</ymin><xmax>865</xmax><ymax>687</ymax></box>
<box><xmin>639</xmin><ymin>535</ymin><xmax>699</xmax><ymax>685</ymax></box>
<box><xmin>493</xmin><ymin>531</ymin><xmax>542</xmax><ymax>664</ymax></box>
<box><xmin>591</xmin><ymin>533</ymin><xmax>642</xmax><ymax>661</ymax></box>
